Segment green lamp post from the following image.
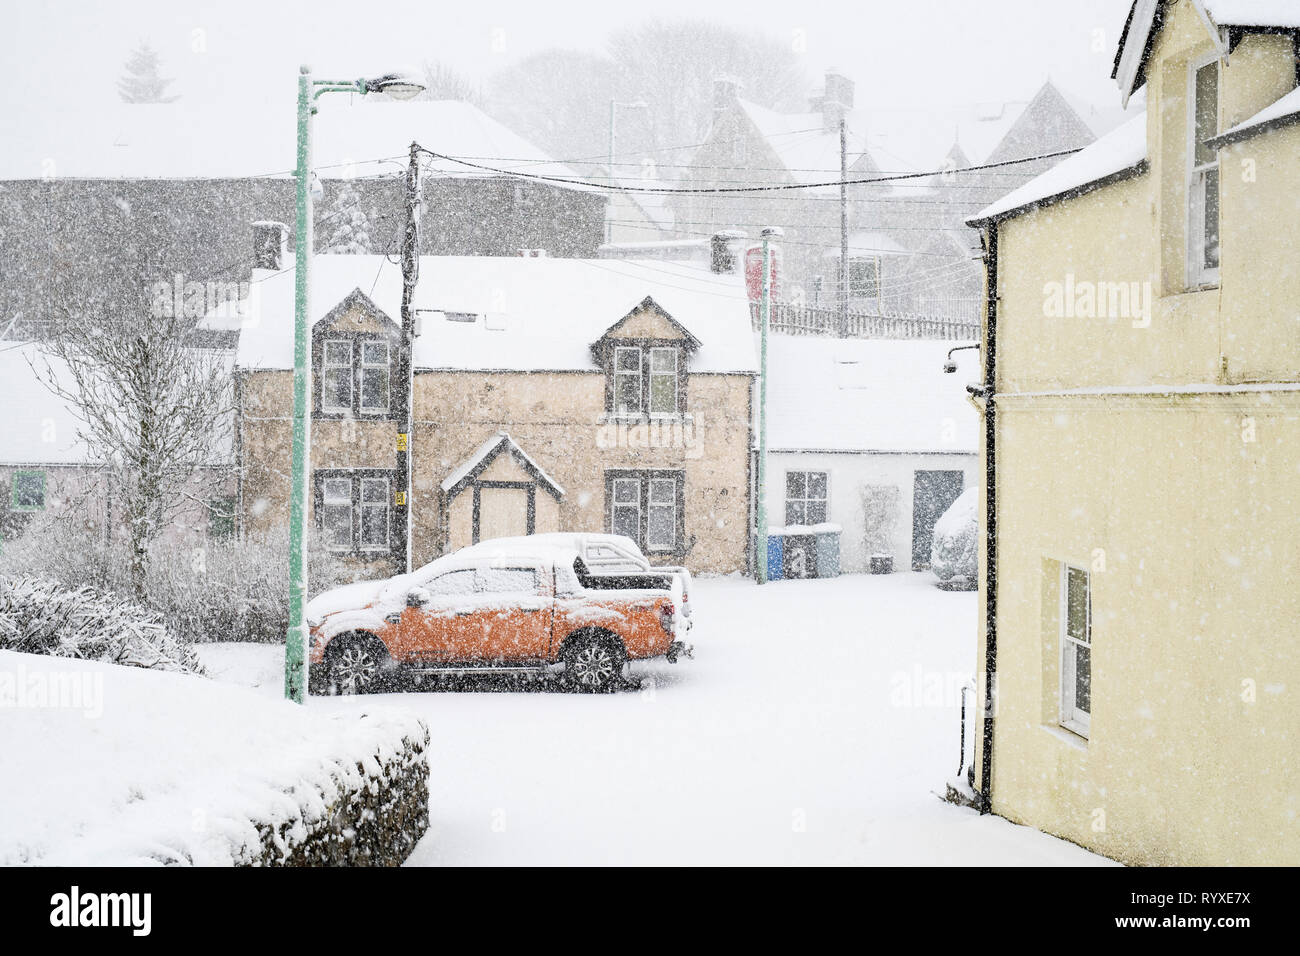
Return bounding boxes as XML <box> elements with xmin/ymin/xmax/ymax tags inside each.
<box><xmin>285</xmin><ymin>66</ymin><xmax>424</xmax><ymax>703</ymax></box>
<box><xmin>755</xmin><ymin>225</ymin><xmax>782</xmax><ymax>586</ymax></box>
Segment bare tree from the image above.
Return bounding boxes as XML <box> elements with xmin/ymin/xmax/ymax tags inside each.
<box><xmin>482</xmin><ymin>21</ymin><xmax>808</xmax><ymax>178</ymax></box>
<box><xmin>36</xmin><ymin>254</ymin><xmax>233</xmax><ymax>597</ymax></box>
<box><xmin>484</xmin><ymin>49</ymin><xmax>621</xmax><ymax>164</ymax></box>
<box><xmin>418</xmin><ymin>60</ymin><xmax>482</xmax><ymax>104</ymax></box>
<box><xmin>607</xmin><ymin>19</ymin><xmax>809</xmax><ymax>154</ymax></box>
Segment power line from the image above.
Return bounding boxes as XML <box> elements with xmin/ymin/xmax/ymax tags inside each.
<box><xmin>415</xmin><ymin>144</ymin><xmax>1085</xmax><ymax>196</ymax></box>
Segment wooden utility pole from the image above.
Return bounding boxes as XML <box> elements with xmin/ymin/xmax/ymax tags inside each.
<box><xmin>397</xmin><ymin>140</ymin><xmax>421</xmax><ymax>572</ymax></box>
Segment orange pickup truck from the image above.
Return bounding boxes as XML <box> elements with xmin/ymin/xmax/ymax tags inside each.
<box><xmin>306</xmin><ymin>543</ymin><xmax>692</xmax><ymax>694</ymax></box>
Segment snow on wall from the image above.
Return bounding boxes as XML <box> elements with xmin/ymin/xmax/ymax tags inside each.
<box><xmin>0</xmin><ymin>651</ymin><xmax>429</xmax><ymax>865</ymax></box>
<box><xmin>764</xmin><ymin>334</ymin><xmax>979</xmax><ymax>454</ymax></box>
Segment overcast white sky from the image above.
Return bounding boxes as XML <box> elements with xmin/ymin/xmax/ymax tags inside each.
<box><xmin>4</xmin><ymin>0</ymin><xmax>1134</xmax><ymax>116</ymax></box>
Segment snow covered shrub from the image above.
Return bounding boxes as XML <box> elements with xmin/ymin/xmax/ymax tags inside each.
<box><xmin>0</xmin><ymin>515</ymin><xmax>357</xmax><ymax>644</ymax></box>
<box><xmin>0</xmin><ymin>510</ymin><xmax>116</xmax><ymax>593</ymax></box>
<box><xmin>0</xmin><ymin>576</ymin><xmax>206</xmax><ymax>675</ymax></box>
<box><xmin>860</xmin><ymin>484</ymin><xmax>902</xmax><ymax>558</ymax></box>
<box><xmin>142</xmin><ymin>531</ymin><xmax>356</xmax><ymax>644</ymax></box>
<box><xmin>930</xmin><ymin>488</ymin><xmax>978</xmax><ymax>585</ymax></box>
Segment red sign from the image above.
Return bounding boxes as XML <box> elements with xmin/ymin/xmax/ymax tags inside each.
<box><xmin>744</xmin><ymin>244</ymin><xmax>781</xmax><ymax>303</ymax></box>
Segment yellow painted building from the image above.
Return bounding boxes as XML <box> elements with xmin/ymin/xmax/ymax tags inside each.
<box><xmin>964</xmin><ymin>0</ymin><xmax>1300</xmax><ymax>864</ymax></box>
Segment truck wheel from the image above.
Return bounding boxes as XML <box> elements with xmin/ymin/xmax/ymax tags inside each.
<box><xmin>326</xmin><ymin>632</ymin><xmax>390</xmax><ymax>695</ymax></box>
<box><xmin>564</xmin><ymin>633</ymin><xmax>624</xmax><ymax>693</ymax></box>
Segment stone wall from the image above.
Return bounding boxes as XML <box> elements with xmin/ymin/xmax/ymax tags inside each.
<box><xmin>238</xmin><ymin>716</ymin><xmax>430</xmax><ymax>867</ymax></box>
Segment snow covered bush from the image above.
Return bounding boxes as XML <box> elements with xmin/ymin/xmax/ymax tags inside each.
<box><xmin>930</xmin><ymin>488</ymin><xmax>978</xmax><ymax>586</ymax></box>
<box><xmin>0</xmin><ymin>514</ymin><xmax>356</xmax><ymax>644</ymax></box>
<box><xmin>143</xmin><ymin>532</ymin><xmax>356</xmax><ymax>644</ymax></box>
<box><xmin>0</xmin><ymin>576</ymin><xmax>206</xmax><ymax>675</ymax></box>
<box><xmin>860</xmin><ymin>484</ymin><xmax>902</xmax><ymax>558</ymax></box>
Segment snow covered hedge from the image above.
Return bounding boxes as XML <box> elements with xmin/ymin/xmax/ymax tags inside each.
<box><xmin>0</xmin><ymin>576</ymin><xmax>206</xmax><ymax>675</ymax></box>
<box><xmin>2</xmin><ymin>649</ymin><xmax>430</xmax><ymax>866</ymax></box>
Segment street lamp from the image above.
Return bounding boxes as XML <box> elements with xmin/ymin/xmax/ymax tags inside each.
<box><xmin>755</xmin><ymin>226</ymin><xmax>782</xmax><ymax>586</ymax></box>
<box><xmin>285</xmin><ymin>65</ymin><xmax>425</xmax><ymax>704</ymax></box>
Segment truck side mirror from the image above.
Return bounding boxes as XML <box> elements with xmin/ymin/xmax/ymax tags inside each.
<box><xmin>406</xmin><ymin>587</ymin><xmax>430</xmax><ymax>607</ymax></box>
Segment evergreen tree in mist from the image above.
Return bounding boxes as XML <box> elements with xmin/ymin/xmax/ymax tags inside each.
<box><xmin>118</xmin><ymin>42</ymin><xmax>179</xmax><ymax>104</ymax></box>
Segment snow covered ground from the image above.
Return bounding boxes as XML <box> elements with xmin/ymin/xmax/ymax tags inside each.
<box><xmin>202</xmin><ymin>572</ymin><xmax>1110</xmax><ymax>866</ymax></box>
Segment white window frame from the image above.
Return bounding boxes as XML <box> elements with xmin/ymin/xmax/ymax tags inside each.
<box><xmin>646</xmin><ymin>477</ymin><xmax>677</xmax><ymax>551</ymax></box>
<box><xmin>321</xmin><ymin>477</ymin><xmax>354</xmax><ymax>553</ymax></box>
<box><xmin>610</xmin><ymin>477</ymin><xmax>641</xmax><ymax>542</ymax></box>
<box><xmin>648</xmin><ymin>347</ymin><xmax>679</xmax><ymax>416</ymax></box>
<box><xmin>322</xmin><ymin>340</ymin><xmax>353</xmax><ymax>414</ymax></box>
<box><xmin>359</xmin><ymin>340</ymin><xmax>391</xmax><ymax>414</ymax></box>
<box><xmin>613</xmin><ymin>346</ymin><xmax>643</xmax><ymax>415</ymax></box>
<box><xmin>1186</xmin><ymin>51</ymin><xmax>1222</xmax><ymax>290</ymax></box>
<box><xmin>785</xmin><ymin>470</ymin><xmax>829</xmax><ymax>526</ymax></box>
<box><xmin>1059</xmin><ymin>564</ymin><xmax>1092</xmax><ymax>739</ymax></box>
<box><xmin>358</xmin><ymin>477</ymin><xmax>390</xmax><ymax>551</ymax></box>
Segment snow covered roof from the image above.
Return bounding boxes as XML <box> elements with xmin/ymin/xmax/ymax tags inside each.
<box><xmin>1113</xmin><ymin>1</ymin><xmax>1300</xmax><ymax>106</ymax></box>
<box><xmin>1208</xmin><ymin>85</ymin><xmax>1300</xmax><ymax>147</ymax></box>
<box><xmin>0</xmin><ymin>99</ymin><xmax>588</xmax><ymax>187</ymax></box>
<box><xmin>441</xmin><ymin>431</ymin><xmax>565</xmax><ymax>498</ymax></box>
<box><xmin>732</xmin><ymin>80</ymin><xmax>1125</xmax><ymax>193</ymax></box>
<box><xmin>224</xmin><ymin>255</ymin><xmax>758</xmax><ymax>375</ymax></box>
<box><xmin>0</xmin><ymin>345</ymin><xmax>93</xmax><ymax>465</ymax></box>
<box><xmin>1202</xmin><ymin>0</ymin><xmax>1300</xmax><ymax>27</ymax></box>
<box><xmin>967</xmin><ymin>112</ymin><xmax>1148</xmax><ymax>226</ymax></box>
<box><xmin>738</xmin><ymin>101</ymin><xmax>889</xmax><ymax>187</ymax></box>
<box><xmin>765</xmin><ymin>335</ymin><xmax>979</xmax><ymax>454</ymax></box>
<box><xmin>612</xmin><ymin>174</ymin><xmax>675</xmax><ymax>231</ymax></box>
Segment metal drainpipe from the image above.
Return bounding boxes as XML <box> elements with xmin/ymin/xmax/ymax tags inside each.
<box><xmin>978</xmin><ymin>223</ymin><xmax>999</xmax><ymax>814</ymax></box>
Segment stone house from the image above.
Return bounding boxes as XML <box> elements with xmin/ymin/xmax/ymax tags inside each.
<box><xmin>218</xmin><ymin>252</ymin><xmax>758</xmax><ymax>575</ymax></box>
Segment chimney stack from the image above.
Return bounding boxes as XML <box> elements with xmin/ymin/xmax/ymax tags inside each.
<box><xmin>710</xmin><ymin>230</ymin><xmax>746</xmax><ymax>274</ymax></box>
<box><xmin>252</xmin><ymin>221</ymin><xmax>288</xmax><ymax>270</ymax></box>
<box><xmin>712</xmin><ymin>75</ymin><xmax>742</xmax><ymax>119</ymax></box>
<box><xmin>812</xmin><ymin>69</ymin><xmax>855</xmax><ymax>133</ymax></box>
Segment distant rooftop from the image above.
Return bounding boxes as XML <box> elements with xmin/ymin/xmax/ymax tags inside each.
<box><xmin>0</xmin><ymin>98</ymin><xmax>589</xmax><ymax>186</ymax></box>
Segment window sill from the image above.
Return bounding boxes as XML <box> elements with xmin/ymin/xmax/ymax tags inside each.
<box><xmin>599</xmin><ymin>413</ymin><xmax>693</xmax><ymax>425</ymax></box>
<box><xmin>1162</xmin><ymin>284</ymin><xmax>1219</xmax><ymax>301</ymax></box>
<box><xmin>315</xmin><ymin>410</ymin><xmax>393</xmax><ymax>421</ymax></box>
<box><xmin>1040</xmin><ymin>722</ymin><xmax>1089</xmax><ymax>749</ymax></box>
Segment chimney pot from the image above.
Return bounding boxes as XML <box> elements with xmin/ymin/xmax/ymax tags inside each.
<box><xmin>252</xmin><ymin>221</ymin><xmax>288</xmax><ymax>270</ymax></box>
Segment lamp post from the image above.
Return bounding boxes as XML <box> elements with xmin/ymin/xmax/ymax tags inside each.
<box><xmin>755</xmin><ymin>225</ymin><xmax>782</xmax><ymax>585</ymax></box>
<box><xmin>285</xmin><ymin>66</ymin><xmax>424</xmax><ymax>704</ymax></box>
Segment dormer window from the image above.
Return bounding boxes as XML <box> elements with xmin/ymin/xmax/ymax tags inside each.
<box><xmin>614</xmin><ymin>346</ymin><xmax>643</xmax><ymax>414</ymax></box>
<box><xmin>592</xmin><ymin>297</ymin><xmax>700</xmax><ymax>419</ymax></box>
<box><xmin>648</xmin><ymin>347</ymin><xmax>678</xmax><ymax>415</ymax></box>
<box><xmin>318</xmin><ymin>336</ymin><xmax>391</xmax><ymax>417</ymax></box>
<box><xmin>609</xmin><ymin>344</ymin><xmax>681</xmax><ymax>416</ymax></box>
<box><xmin>1188</xmin><ymin>54</ymin><xmax>1221</xmax><ymax>289</ymax></box>
<box><xmin>322</xmin><ymin>341</ymin><xmax>353</xmax><ymax>414</ymax></box>
<box><xmin>359</xmin><ymin>341</ymin><xmax>390</xmax><ymax>413</ymax></box>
